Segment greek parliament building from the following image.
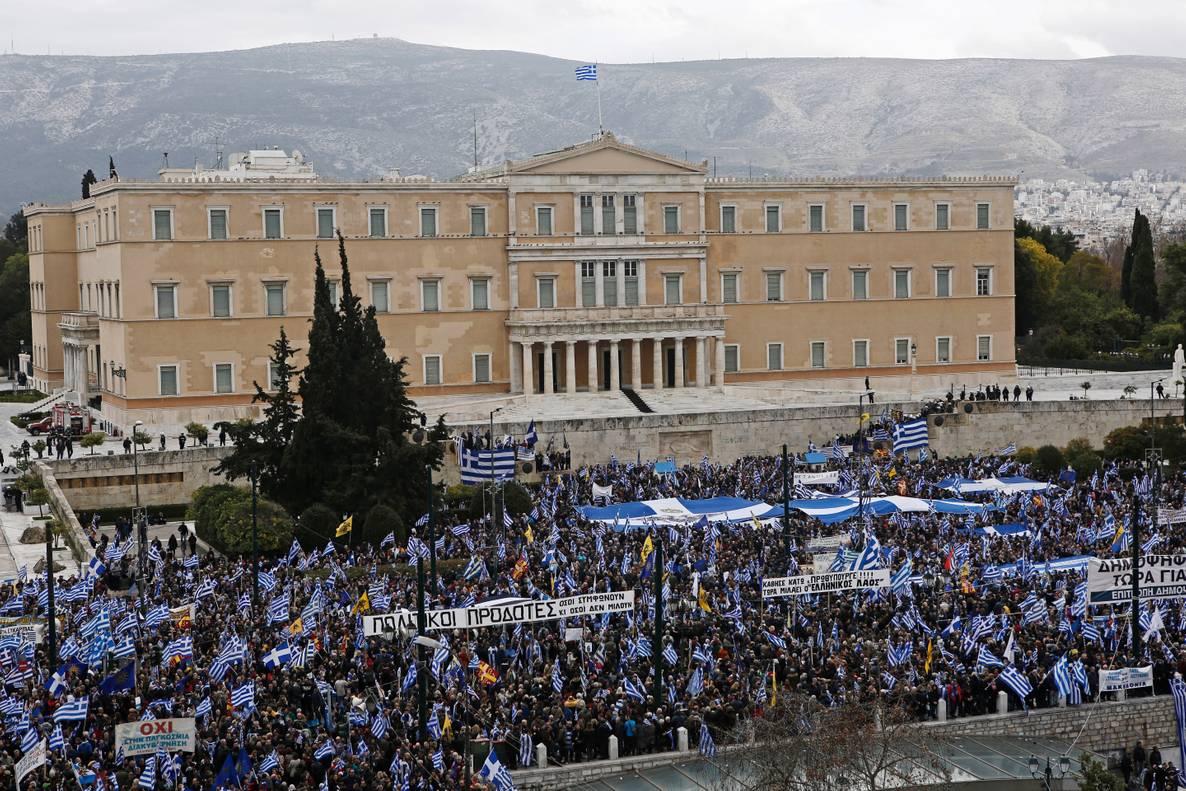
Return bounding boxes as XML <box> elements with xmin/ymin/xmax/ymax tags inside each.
<box><xmin>23</xmin><ymin>134</ymin><xmax>1016</xmax><ymax>428</ymax></box>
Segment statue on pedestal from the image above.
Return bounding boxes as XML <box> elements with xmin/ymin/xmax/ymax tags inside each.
<box><xmin>1174</xmin><ymin>343</ymin><xmax>1185</xmax><ymax>389</ymax></box>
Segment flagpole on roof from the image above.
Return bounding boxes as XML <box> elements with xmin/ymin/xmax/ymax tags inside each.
<box><xmin>596</xmin><ymin>65</ymin><xmax>603</xmax><ymax>135</ymax></box>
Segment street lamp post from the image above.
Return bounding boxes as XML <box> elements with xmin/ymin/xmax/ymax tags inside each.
<box><xmin>909</xmin><ymin>342</ymin><xmax>918</xmax><ymax>401</ymax></box>
<box><xmin>781</xmin><ymin>444</ymin><xmax>793</xmax><ymax>554</ymax></box>
<box><xmin>427</xmin><ymin>464</ymin><xmax>437</xmax><ymax>590</ymax></box>
<box><xmin>1028</xmin><ymin>755</ymin><xmax>1070</xmax><ymax>791</ymax></box>
<box><xmin>250</xmin><ymin>461</ymin><xmax>259</xmax><ymax>606</ymax></box>
<box><xmin>131</xmin><ymin>419</ymin><xmax>144</xmax><ymax>577</ymax></box>
<box><xmin>488</xmin><ymin>407</ymin><xmax>504</xmax><ymax>567</ymax></box>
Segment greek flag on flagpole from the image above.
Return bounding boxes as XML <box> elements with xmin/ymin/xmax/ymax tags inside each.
<box><xmin>892</xmin><ymin>417</ymin><xmax>928</xmax><ymax>453</ymax></box>
<box><xmin>459</xmin><ymin>446</ymin><xmax>516</xmax><ymax>484</ymax></box>
<box><xmin>575</xmin><ymin>64</ymin><xmax>598</xmax><ymax>81</ymax></box>
<box><xmin>478</xmin><ymin>747</ymin><xmax>517</xmax><ymax>791</ymax></box>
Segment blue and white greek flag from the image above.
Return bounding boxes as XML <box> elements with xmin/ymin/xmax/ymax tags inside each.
<box><xmin>479</xmin><ymin>747</ymin><xmax>517</xmax><ymax>791</ymax></box>
<box><xmin>892</xmin><ymin>417</ymin><xmax>928</xmax><ymax>453</ymax></box>
<box><xmin>997</xmin><ymin>442</ymin><xmax>1017</xmax><ymax>456</ymax></box>
<box><xmin>698</xmin><ymin>723</ymin><xmax>717</xmax><ymax>758</ymax></box>
<box><xmin>575</xmin><ymin>64</ymin><xmax>598</xmax><ymax>81</ymax></box>
<box><xmin>997</xmin><ymin>666</ymin><xmax>1033</xmax><ymax>705</ymax></box>
<box><xmin>459</xmin><ymin>446</ymin><xmax>516</xmax><ymax>484</ymax></box>
<box><xmin>1051</xmin><ymin>654</ymin><xmax>1072</xmax><ymax>698</ymax></box>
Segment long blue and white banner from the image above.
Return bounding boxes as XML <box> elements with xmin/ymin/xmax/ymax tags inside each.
<box><xmin>459</xmin><ymin>446</ymin><xmax>516</xmax><ymax>484</ymax></box>
<box><xmin>1099</xmin><ymin>665</ymin><xmax>1152</xmax><ymax>693</ymax></box>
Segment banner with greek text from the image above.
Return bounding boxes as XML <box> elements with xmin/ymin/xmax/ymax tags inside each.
<box><xmin>762</xmin><ymin>569</ymin><xmax>891</xmax><ymax>598</ymax></box>
<box><xmin>1087</xmin><ymin>555</ymin><xmax>1186</xmax><ymax>604</ymax></box>
<box><xmin>796</xmin><ymin>471</ymin><xmax>840</xmax><ymax>485</ymax></box>
<box><xmin>114</xmin><ymin>717</ymin><xmax>197</xmax><ymax>756</ymax></box>
<box><xmin>363</xmin><ymin>590</ymin><xmax>635</xmax><ymax>636</ymax></box>
<box><xmin>1158</xmin><ymin>507</ymin><xmax>1186</xmax><ymax>525</ymax></box>
<box><xmin>1099</xmin><ymin>666</ymin><xmax>1153</xmax><ymax>693</ymax></box>
<box><xmin>15</xmin><ymin>738</ymin><xmax>45</xmax><ymax>785</ymax></box>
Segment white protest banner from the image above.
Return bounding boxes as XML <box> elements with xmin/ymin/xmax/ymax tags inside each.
<box><xmin>0</xmin><ymin>623</ymin><xmax>41</xmax><ymax>646</ymax></box>
<box><xmin>812</xmin><ymin>554</ymin><xmax>839</xmax><ymax>575</ymax></box>
<box><xmin>114</xmin><ymin>717</ymin><xmax>197</xmax><ymax>757</ymax></box>
<box><xmin>364</xmin><ymin>590</ymin><xmax>635</xmax><ymax>637</ymax></box>
<box><xmin>796</xmin><ymin>471</ymin><xmax>840</xmax><ymax>485</ymax></box>
<box><xmin>1158</xmin><ymin>507</ymin><xmax>1186</xmax><ymax>525</ymax></box>
<box><xmin>762</xmin><ymin>569</ymin><xmax>891</xmax><ymax>598</ymax></box>
<box><xmin>15</xmin><ymin>738</ymin><xmax>46</xmax><ymax>785</ymax></box>
<box><xmin>1098</xmin><ymin>666</ymin><xmax>1153</xmax><ymax>693</ymax></box>
<box><xmin>1087</xmin><ymin>555</ymin><xmax>1186</xmax><ymax>605</ymax></box>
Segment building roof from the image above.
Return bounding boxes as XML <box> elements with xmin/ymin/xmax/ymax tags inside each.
<box><xmin>461</xmin><ymin>132</ymin><xmax>708</xmax><ymax>181</ymax></box>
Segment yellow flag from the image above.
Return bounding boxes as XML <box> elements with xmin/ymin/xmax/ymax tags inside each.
<box><xmin>770</xmin><ymin>661</ymin><xmax>778</xmax><ymax>707</ymax></box>
<box><xmin>640</xmin><ymin>535</ymin><xmax>654</xmax><ymax>565</ymax></box>
<box><xmin>698</xmin><ymin>588</ymin><xmax>713</xmax><ymax>613</ymax></box>
<box><xmin>924</xmin><ymin>638</ymin><xmax>933</xmax><ymax>674</ymax></box>
<box><xmin>351</xmin><ymin>592</ymin><xmax>370</xmax><ymax>615</ymax></box>
<box><xmin>288</xmin><ymin>617</ymin><xmax>304</xmax><ymax>636</ymax></box>
<box><xmin>750</xmin><ymin>516</ymin><xmax>763</xmax><ymax>532</ymax></box>
<box><xmin>524</xmin><ymin>525</ymin><xmax>534</xmax><ymax>544</ymax></box>
<box><xmin>860</xmin><ymin>412</ymin><xmax>871</xmax><ymax>423</ymax></box>
<box><xmin>335</xmin><ymin>515</ymin><xmax>353</xmax><ymax>537</ymax></box>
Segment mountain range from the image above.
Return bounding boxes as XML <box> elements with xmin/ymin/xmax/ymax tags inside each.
<box><xmin>3</xmin><ymin>39</ymin><xmax>1186</xmax><ymax>213</ymax></box>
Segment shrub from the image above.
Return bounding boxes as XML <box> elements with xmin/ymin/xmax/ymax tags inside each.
<box><xmin>185</xmin><ymin>421</ymin><xmax>209</xmax><ymax>445</ymax></box>
<box><xmin>188</xmin><ymin>484</ymin><xmax>247</xmax><ymax>534</ymax></box>
<box><xmin>362</xmin><ymin>504</ymin><xmax>405</xmax><ymax>547</ymax></box>
<box><xmin>201</xmin><ymin>495</ymin><xmax>293</xmax><ymax>554</ymax></box>
<box><xmin>31</xmin><ymin>440</ymin><xmax>45</xmax><ymax>459</ymax></box>
<box><xmin>468</xmin><ymin>480</ymin><xmax>532</xmax><ymax>522</ymax></box>
<box><xmin>1015</xmin><ymin>446</ymin><xmax>1036</xmax><ymax>464</ymax></box>
<box><xmin>1032</xmin><ymin>445</ymin><xmax>1065</xmax><ymax>478</ymax></box>
<box><xmin>1064</xmin><ymin>437</ymin><xmax>1093</xmax><ymax>457</ymax></box>
<box><xmin>444</xmin><ymin>485</ymin><xmax>476</xmax><ymax>511</ymax></box>
<box><xmin>1067</xmin><ymin>450</ymin><xmax>1103</xmax><ymax>478</ymax></box>
<box><xmin>25</xmin><ymin>487</ymin><xmax>49</xmax><ymax>517</ymax></box>
<box><xmin>296</xmin><ymin>503</ymin><xmax>338</xmax><ymax>548</ymax></box>
<box><xmin>80</xmin><ymin>432</ymin><xmax>106</xmax><ymax>454</ymax></box>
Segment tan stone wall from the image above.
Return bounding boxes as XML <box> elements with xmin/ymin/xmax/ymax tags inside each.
<box><xmin>46</xmin><ymin>446</ymin><xmax>232</xmax><ymax>510</ymax></box>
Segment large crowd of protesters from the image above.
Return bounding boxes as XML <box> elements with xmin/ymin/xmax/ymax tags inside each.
<box><xmin>0</xmin><ymin>431</ymin><xmax>1181</xmax><ymax>791</ymax></box>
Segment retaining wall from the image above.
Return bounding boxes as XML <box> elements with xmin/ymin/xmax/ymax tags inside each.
<box><xmin>45</xmin><ymin>446</ymin><xmax>231</xmax><ymax>511</ymax></box>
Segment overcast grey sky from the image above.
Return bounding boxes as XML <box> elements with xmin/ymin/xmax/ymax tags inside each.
<box><xmin>2</xmin><ymin>0</ymin><xmax>1183</xmax><ymax>60</ymax></box>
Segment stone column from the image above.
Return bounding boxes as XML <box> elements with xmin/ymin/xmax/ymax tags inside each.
<box><xmin>565</xmin><ymin>341</ymin><xmax>577</xmax><ymax>395</ymax></box>
<box><xmin>78</xmin><ymin>346</ymin><xmax>88</xmax><ymax>405</ymax></box>
<box><xmin>696</xmin><ymin>336</ymin><xmax>707</xmax><ymax>388</ymax></box>
<box><xmin>542</xmin><ymin>341</ymin><xmax>554</xmax><ymax>395</ymax></box>
<box><xmin>673</xmin><ymin>337</ymin><xmax>685</xmax><ymax>388</ymax></box>
<box><xmin>652</xmin><ymin>338</ymin><xmax>663</xmax><ymax>390</ymax></box>
<box><xmin>510</xmin><ymin>341</ymin><xmax>521</xmax><ymax>393</ymax></box>
<box><xmin>631</xmin><ymin>339</ymin><xmax>642</xmax><ymax>391</ymax></box>
<box><xmin>522</xmin><ymin>342</ymin><xmax>534</xmax><ymax>398</ymax></box>
<box><xmin>716</xmin><ymin>336</ymin><xmax>727</xmax><ymax>391</ymax></box>
<box><xmin>609</xmin><ymin>341</ymin><xmax>620</xmax><ymax>391</ymax></box>
<box><xmin>587</xmin><ymin>341</ymin><xmax>598</xmax><ymax>392</ymax></box>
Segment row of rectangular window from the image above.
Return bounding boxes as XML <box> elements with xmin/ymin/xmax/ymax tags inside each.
<box><xmin>721</xmin><ymin>201</ymin><xmax>991</xmax><ymax>233</ymax></box>
<box><xmin>725</xmin><ymin>266</ymin><xmax>993</xmax><ymax>303</ymax></box>
<box><xmin>152</xmin><ymin>205</ymin><xmax>486</xmax><ymax>242</ymax></box>
<box><xmin>729</xmin><ymin>335</ymin><xmax>994</xmax><ymax>373</ymax></box>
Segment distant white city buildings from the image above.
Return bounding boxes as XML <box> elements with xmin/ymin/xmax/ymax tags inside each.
<box><xmin>1015</xmin><ymin>170</ymin><xmax>1186</xmax><ymax>250</ymax></box>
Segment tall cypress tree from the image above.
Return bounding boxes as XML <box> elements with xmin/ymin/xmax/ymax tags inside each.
<box><xmin>1121</xmin><ymin>209</ymin><xmax>1139</xmax><ymax>308</ymax></box>
<box><xmin>1130</xmin><ymin>210</ymin><xmax>1159</xmax><ymax>321</ymax></box>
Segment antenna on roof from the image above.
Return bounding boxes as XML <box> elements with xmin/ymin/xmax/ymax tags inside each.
<box><xmin>163</xmin><ymin>152</ymin><xmax>169</xmax><ymax>169</ymax></box>
<box><xmin>213</xmin><ymin>136</ymin><xmax>224</xmax><ymax>170</ymax></box>
<box><xmin>473</xmin><ymin>111</ymin><xmax>478</xmax><ymax>170</ymax></box>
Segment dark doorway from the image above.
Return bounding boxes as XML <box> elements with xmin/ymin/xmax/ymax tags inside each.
<box><xmin>665</xmin><ymin>347</ymin><xmax>675</xmax><ymax>387</ymax></box>
<box><xmin>535</xmin><ymin>351</ymin><xmax>559</xmax><ymax>393</ymax></box>
<box><xmin>601</xmin><ymin>350</ymin><xmax>611</xmax><ymax>391</ymax></box>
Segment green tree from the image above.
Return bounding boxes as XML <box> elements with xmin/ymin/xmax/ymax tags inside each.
<box><xmin>80</xmin><ymin>432</ymin><xmax>106</xmax><ymax>454</ymax></box>
<box><xmin>296</xmin><ymin>503</ymin><xmax>338</xmax><ymax>548</ymax></box>
<box><xmin>1013</xmin><ymin>241</ymin><xmax>1040</xmax><ymax>335</ymax></box>
<box><xmin>1032</xmin><ymin>445</ymin><xmax>1064</xmax><ymax>477</ymax></box>
<box><xmin>278</xmin><ymin>235</ymin><xmax>446</xmax><ymax>522</ymax></box>
<box><xmin>1121</xmin><ymin>214</ymin><xmax>1136</xmax><ymax>308</ymax></box>
<box><xmin>0</xmin><ymin>252</ymin><xmax>30</xmax><ymax>375</ymax></box>
<box><xmin>1014</xmin><ymin>218</ymin><xmax>1078</xmax><ymax>262</ymax></box>
<box><xmin>215</xmin><ymin>326</ymin><xmax>302</xmax><ymax>500</ymax></box>
<box><xmin>1130</xmin><ymin>209</ymin><xmax>1159</xmax><ymax>320</ymax></box>
<box><xmin>361</xmin><ymin>504</ymin><xmax>405</xmax><ymax>547</ymax></box>
<box><xmin>1078</xmin><ymin>755</ymin><xmax>1123</xmax><ymax>791</ymax></box>
<box><xmin>185</xmin><ymin>422</ymin><xmax>209</xmax><ymax>445</ymax></box>
<box><xmin>25</xmin><ymin>487</ymin><xmax>48</xmax><ymax>517</ymax></box>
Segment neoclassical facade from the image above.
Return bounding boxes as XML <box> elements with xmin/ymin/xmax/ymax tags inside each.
<box><xmin>24</xmin><ymin>134</ymin><xmax>1016</xmax><ymax>427</ymax></box>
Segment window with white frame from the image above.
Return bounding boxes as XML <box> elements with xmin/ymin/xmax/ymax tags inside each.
<box><xmin>471</xmin><ymin>278</ymin><xmax>490</xmax><ymax>311</ymax></box>
<box><xmin>976</xmin><ymin>203</ymin><xmax>991</xmax><ymax>229</ymax></box>
<box><xmin>895</xmin><ymin>338</ymin><xmax>911</xmax><ymax>365</ymax></box>
<box><xmin>598</xmin><ymin>261</ymin><xmax>615</xmax><ymax>306</ymax></box>
<box><xmin>894</xmin><ymin>203</ymin><xmax>909</xmax><ymax>231</ymax></box>
<box><xmin>159</xmin><ymin>365</ymin><xmax>179</xmax><ymax>396</ymax></box>
<box><xmin>263</xmin><ymin>208</ymin><xmax>283</xmax><ymax>239</ymax></box>
<box><xmin>766</xmin><ymin>271</ymin><xmax>783</xmax><ymax>302</ymax></box>
<box><xmin>977</xmin><ymin>335</ymin><xmax>992</xmax><ymax>361</ymax></box>
<box><xmin>208</xmin><ymin>208</ymin><xmax>228</xmax><ymax>240</ymax></box>
<box><xmin>154</xmin><ymin>284</ymin><xmax>177</xmax><ymax>319</ymax></box>
<box><xmin>579</xmin><ymin>194</ymin><xmax>594</xmax><ymax>235</ymax></box>
<box><xmin>327</xmin><ymin>280</ymin><xmax>338</xmax><ymax>307</ymax></box>
<box><xmin>935</xmin><ymin>203</ymin><xmax>950</xmax><ymax>231</ymax></box>
<box><xmin>600</xmin><ymin>195</ymin><xmax>615</xmax><ymax>235</ymax></box>
<box><xmin>581</xmin><ymin>262</ymin><xmax>596</xmax><ymax>307</ymax></box>
<box><xmin>369</xmin><ymin>207</ymin><xmax>387</xmax><ymax>238</ymax></box>
<box><xmin>470</xmin><ymin>206</ymin><xmax>487</xmax><ymax>237</ymax></box>
<box><xmin>370</xmin><ymin>280</ymin><xmax>390</xmax><ymax>313</ymax></box>
<box><xmin>976</xmin><ymin>267</ymin><xmax>992</xmax><ymax>296</ymax></box>
<box><xmin>473</xmin><ymin>353</ymin><xmax>491</xmax><ymax>384</ymax></box>
<box><xmin>213</xmin><ymin>363</ymin><xmax>234</xmax><ymax>394</ymax></box>
<box><xmin>722</xmin><ymin>272</ymin><xmax>738</xmax><ymax>304</ymax></box>
<box><xmin>766</xmin><ymin>205</ymin><xmax>781</xmax><ymax>233</ymax></box>
<box><xmin>210</xmin><ymin>284</ymin><xmax>232</xmax><ymax>318</ymax></box>
<box><xmin>724</xmin><ymin>344</ymin><xmax>739</xmax><ymax>373</ymax></box>
<box><xmin>536</xmin><ymin>206</ymin><xmax>553</xmax><ymax>236</ymax></box>
<box><xmin>664</xmin><ymin>274</ymin><xmax>682</xmax><ymax>305</ymax></box>
<box><xmin>935</xmin><ymin>267</ymin><xmax>952</xmax><ymax>298</ymax></box>
<box><xmin>663</xmin><ymin>205</ymin><xmax>680</xmax><ymax>234</ymax></box>
<box><xmin>316</xmin><ymin>207</ymin><xmax>335</xmax><ymax>239</ymax></box>
<box><xmin>623</xmin><ymin>260</ymin><xmax>639</xmax><ymax>305</ymax></box>
<box><xmin>809</xmin><ymin>204</ymin><xmax>824</xmax><ymax>233</ymax></box>
<box><xmin>893</xmin><ymin>269</ymin><xmax>911</xmax><ymax>299</ymax></box>
<box><xmin>852</xmin><ymin>269</ymin><xmax>868</xmax><ymax>300</ymax></box>
<box><xmin>623</xmin><ymin>195</ymin><xmax>638</xmax><ymax>234</ymax></box>
<box><xmin>810</xmin><ymin>341</ymin><xmax>825</xmax><ymax>369</ymax></box>
<box><xmin>264</xmin><ymin>283</ymin><xmax>287</xmax><ymax>317</ymax></box>
<box><xmin>809</xmin><ymin>270</ymin><xmax>826</xmax><ymax>301</ymax></box>
<box><xmin>853</xmin><ymin>340</ymin><xmax>869</xmax><ymax>368</ymax></box>
<box><xmin>424</xmin><ymin>355</ymin><xmax>442</xmax><ymax>385</ymax></box>
<box><xmin>720</xmin><ymin>205</ymin><xmax>736</xmax><ymax>233</ymax></box>
<box><xmin>419</xmin><ymin>206</ymin><xmax>438</xmax><ymax>237</ymax></box>
<box><xmin>936</xmin><ymin>336</ymin><xmax>952</xmax><ymax>363</ymax></box>
<box><xmin>767</xmin><ymin>343</ymin><xmax>784</xmax><ymax>370</ymax></box>
<box><xmin>852</xmin><ymin>204</ymin><xmax>866</xmax><ymax>232</ymax></box>
<box><xmin>267</xmin><ymin>361</ymin><xmax>286</xmax><ymax>391</ymax></box>
<box><xmin>421</xmin><ymin>279</ymin><xmax>440</xmax><ymax>312</ymax></box>
<box><xmin>152</xmin><ymin>208</ymin><xmax>173</xmax><ymax>241</ymax></box>
<box><xmin>537</xmin><ymin>277</ymin><xmax>555</xmax><ymax>309</ymax></box>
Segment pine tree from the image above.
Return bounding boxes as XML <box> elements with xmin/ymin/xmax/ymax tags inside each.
<box><xmin>1130</xmin><ymin>209</ymin><xmax>1159</xmax><ymax>321</ymax></box>
<box><xmin>215</xmin><ymin>327</ymin><xmax>302</xmax><ymax>500</ymax></box>
<box><xmin>1121</xmin><ymin>209</ymin><xmax>1139</xmax><ymax>308</ymax></box>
